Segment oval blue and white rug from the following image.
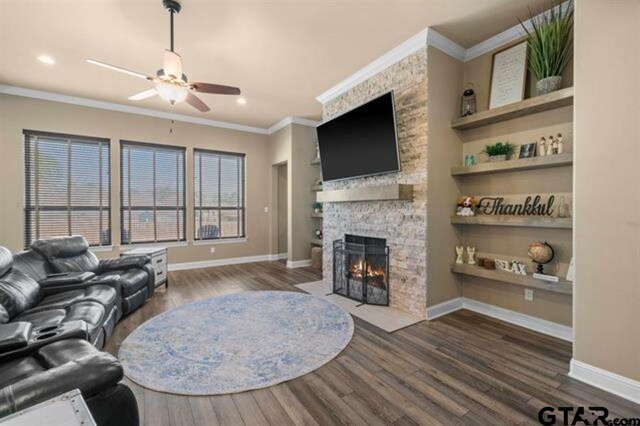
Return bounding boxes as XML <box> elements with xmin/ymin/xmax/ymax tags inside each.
<box><xmin>119</xmin><ymin>291</ymin><xmax>354</xmax><ymax>395</ymax></box>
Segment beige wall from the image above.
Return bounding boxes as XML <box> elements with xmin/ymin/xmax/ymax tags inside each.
<box><xmin>451</xmin><ymin>40</ymin><xmax>574</xmax><ymax>326</ymax></box>
<box><xmin>267</xmin><ymin>123</ymin><xmax>318</xmax><ymax>263</ymax></box>
<box><xmin>0</xmin><ymin>94</ymin><xmax>271</xmax><ymax>264</ymax></box>
<box><xmin>425</xmin><ymin>46</ymin><xmax>464</xmax><ymax>306</ymax></box>
<box><xmin>573</xmin><ymin>0</ymin><xmax>639</xmax><ymax>380</ymax></box>
<box><xmin>290</xmin><ymin>124</ymin><xmax>318</xmax><ymax>262</ymax></box>
<box><xmin>277</xmin><ymin>164</ymin><xmax>288</xmax><ymax>255</ymax></box>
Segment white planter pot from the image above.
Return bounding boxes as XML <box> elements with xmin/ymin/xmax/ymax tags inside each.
<box><xmin>488</xmin><ymin>155</ymin><xmax>507</xmax><ymax>162</ymax></box>
<box><xmin>536</xmin><ymin>76</ymin><xmax>562</xmax><ymax>95</ymax></box>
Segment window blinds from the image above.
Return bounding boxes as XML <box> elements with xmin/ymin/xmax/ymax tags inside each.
<box><xmin>24</xmin><ymin>130</ymin><xmax>111</xmax><ymax>248</ymax></box>
<box><xmin>120</xmin><ymin>141</ymin><xmax>186</xmax><ymax>244</ymax></box>
<box><xmin>194</xmin><ymin>149</ymin><xmax>245</xmax><ymax>240</ymax></box>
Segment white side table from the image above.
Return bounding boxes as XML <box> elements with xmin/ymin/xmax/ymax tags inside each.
<box><xmin>121</xmin><ymin>246</ymin><xmax>168</xmax><ymax>288</ymax></box>
<box><xmin>0</xmin><ymin>389</ymin><xmax>95</xmax><ymax>426</ymax></box>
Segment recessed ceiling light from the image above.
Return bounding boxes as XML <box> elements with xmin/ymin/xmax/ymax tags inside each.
<box><xmin>236</xmin><ymin>97</ymin><xmax>247</xmax><ymax>105</ymax></box>
<box><xmin>37</xmin><ymin>55</ymin><xmax>55</xmax><ymax>65</ymax></box>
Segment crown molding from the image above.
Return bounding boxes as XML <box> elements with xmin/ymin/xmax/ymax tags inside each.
<box><xmin>0</xmin><ymin>84</ymin><xmax>270</xmax><ymax>135</ymax></box>
<box><xmin>268</xmin><ymin>116</ymin><xmax>321</xmax><ymax>134</ymax></box>
<box><xmin>316</xmin><ymin>2</ymin><xmax>571</xmax><ymax>104</ymax></box>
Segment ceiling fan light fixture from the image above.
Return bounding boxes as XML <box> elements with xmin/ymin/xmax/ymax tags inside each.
<box><xmin>156</xmin><ymin>82</ymin><xmax>188</xmax><ymax>104</ymax></box>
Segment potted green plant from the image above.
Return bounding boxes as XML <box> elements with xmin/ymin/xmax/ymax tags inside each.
<box><xmin>520</xmin><ymin>0</ymin><xmax>574</xmax><ymax>95</ymax></box>
<box><xmin>481</xmin><ymin>142</ymin><xmax>516</xmax><ymax>162</ymax></box>
<box><xmin>313</xmin><ymin>202</ymin><xmax>323</xmax><ymax>213</ymax></box>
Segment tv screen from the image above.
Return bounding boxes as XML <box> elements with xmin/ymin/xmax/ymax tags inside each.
<box><xmin>317</xmin><ymin>92</ymin><xmax>400</xmax><ymax>182</ymax></box>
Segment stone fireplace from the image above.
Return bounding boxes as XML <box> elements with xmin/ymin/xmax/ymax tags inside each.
<box><xmin>333</xmin><ymin>235</ymin><xmax>389</xmax><ymax>305</ymax></box>
<box><xmin>321</xmin><ymin>48</ymin><xmax>428</xmax><ymax>318</ymax></box>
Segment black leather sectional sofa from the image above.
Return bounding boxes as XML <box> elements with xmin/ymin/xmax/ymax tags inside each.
<box><xmin>0</xmin><ymin>236</ymin><xmax>156</xmax><ymax>425</ymax></box>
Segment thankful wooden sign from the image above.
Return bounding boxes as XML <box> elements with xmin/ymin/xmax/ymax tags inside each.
<box><xmin>475</xmin><ymin>193</ymin><xmax>572</xmax><ymax>217</ymax></box>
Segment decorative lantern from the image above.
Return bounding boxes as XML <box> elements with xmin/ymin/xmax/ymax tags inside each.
<box><xmin>460</xmin><ymin>83</ymin><xmax>477</xmax><ymax>117</ymax></box>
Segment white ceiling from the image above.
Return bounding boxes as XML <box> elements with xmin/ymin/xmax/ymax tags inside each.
<box><xmin>0</xmin><ymin>0</ymin><xmax>544</xmax><ymax>128</ymax></box>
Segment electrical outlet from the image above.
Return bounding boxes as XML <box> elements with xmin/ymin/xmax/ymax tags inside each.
<box><xmin>210</xmin><ymin>247</ymin><xmax>216</xmax><ymax>254</ymax></box>
<box><xmin>524</xmin><ymin>289</ymin><xmax>534</xmax><ymax>301</ymax></box>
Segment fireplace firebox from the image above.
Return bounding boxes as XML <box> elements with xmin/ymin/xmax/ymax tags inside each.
<box><xmin>333</xmin><ymin>235</ymin><xmax>389</xmax><ymax>305</ymax></box>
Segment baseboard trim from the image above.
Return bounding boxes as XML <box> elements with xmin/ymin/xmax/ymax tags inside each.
<box><xmin>426</xmin><ymin>297</ymin><xmax>573</xmax><ymax>342</ymax></box>
<box><xmin>570</xmin><ymin>359</ymin><xmax>640</xmax><ymax>404</ymax></box>
<box><xmin>426</xmin><ymin>297</ymin><xmax>464</xmax><ymax>320</ymax></box>
<box><xmin>286</xmin><ymin>259</ymin><xmax>312</xmax><ymax>269</ymax></box>
<box><xmin>169</xmin><ymin>254</ymin><xmax>274</xmax><ymax>271</ymax></box>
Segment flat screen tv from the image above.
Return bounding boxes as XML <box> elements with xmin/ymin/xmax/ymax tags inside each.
<box><xmin>317</xmin><ymin>92</ymin><xmax>400</xmax><ymax>182</ymax></box>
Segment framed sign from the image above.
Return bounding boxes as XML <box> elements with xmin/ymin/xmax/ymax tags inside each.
<box><xmin>489</xmin><ymin>41</ymin><xmax>527</xmax><ymax>109</ymax></box>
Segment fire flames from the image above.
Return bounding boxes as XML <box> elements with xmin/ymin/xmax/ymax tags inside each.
<box><xmin>349</xmin><ymin>259</ymin><xmax>387</xmax><ymax>288</ymax></box>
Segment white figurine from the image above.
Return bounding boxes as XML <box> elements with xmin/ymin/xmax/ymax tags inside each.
<box><xmin>455</xmin><ymin>246</ymin><xmax>465</xmax><ymax>264</ymax></box>
<box><xmin>556</xmin><ymin>133</ymin><xmax>564</xmax><ymax>154</ymax></box>
<box><xmin>539</xmin><ymin>137</ymin><xmax>547</xmax><ymax>157</ymax></box>
<box><xmin>546</xmin><ymin>135</ymin><xmax>555</xmax><ymax>156</ymax></box>
<box><xmin>466</xmin><ymin>247</ymin><xmax>476</xmax><ymax>265</ymax></box>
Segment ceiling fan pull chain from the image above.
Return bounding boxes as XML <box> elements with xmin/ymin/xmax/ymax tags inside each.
<box><xmin>170</xmin><ymin>10</ymin><xmax>174</xmax><ymax>52</ymax></box>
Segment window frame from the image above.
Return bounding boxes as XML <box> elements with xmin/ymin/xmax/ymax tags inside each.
<box><xmin>23</xmin><ymin>130</ymin><xmax>111</xmax><ymax>248</ymax></box>
<box><xmin>193</xmin><ymin>148</ymin><xmax>246</xmax><ymax>241</ymax></box>
<box><xmin>119</xmin><ymin>140</ymin><xmax>187</xmax><ymax>245</ymax></box>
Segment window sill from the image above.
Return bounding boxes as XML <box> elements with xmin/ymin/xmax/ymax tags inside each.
<box><xmin>89</xmin><ymin>246</ymin><xmax>114</xmax><ymax>253</ymax></box>
<box><xmin>119</xmin><ymin>241</ymin><xmax>189</xmax><ymax>249</ymax></box>
<box><xmin>193</xmin><ymin>238</ymin><xmax>248</xmax><ymax>246</ymax></box>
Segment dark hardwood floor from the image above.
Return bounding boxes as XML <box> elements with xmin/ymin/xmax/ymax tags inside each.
<box><xmin>104</xmin><ymin>261</ymin><xmax>640</xmax><ymax>425</ymax></box>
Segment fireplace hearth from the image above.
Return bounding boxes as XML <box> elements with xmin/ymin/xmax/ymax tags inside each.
<box><xmin>333</xmin><ymin>235</ymin><xmax>389</xmax><ymax>305</ymax></box>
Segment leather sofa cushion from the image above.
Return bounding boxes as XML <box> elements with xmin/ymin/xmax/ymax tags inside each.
<box><xmin>39</xmin><ymin>272</ymin><xmax>95</xmax><ymax>288</ymax></box>
<box><xmin>0</xmin><ymin>247</ymin><xmax>12</xmax><ymax>276</ymax></box>
<box><xmin>31</xmin><ymin>236</ymin><xmax>99</xmax><ymax>274</ymax></box>
<box><xmin>0</xmin><ymin>357</ymin><xmax>46</xmax><ymax>389</ymax></box>
<box><xmin>101</xmin><ymin>269</ymin><xmax>148</xmax><ymax>297</ymax></box>
<box><xmin>36</xmin><ymin>338</ymin><xmax>98</xmax><ymax>368</ymax></box>
<box><xmin>0</xmin><ymin>269</ymin><xmax>41</xmax><ymax>323</ymax></box>
<box><xmin>33</xmin><ymin>286</ymin><xmax>116</xmax><ymax>312</ymax></box>
<box><xmin>11</xmin><ymin>250</ymin><xmax>53</xmax><ymax>283</ymax></box>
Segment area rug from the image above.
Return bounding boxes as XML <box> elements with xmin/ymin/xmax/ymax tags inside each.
<box><xmin>118</xmin><ymin>291</ymin><xmax>354</xmax><ymax>395</ymax></box>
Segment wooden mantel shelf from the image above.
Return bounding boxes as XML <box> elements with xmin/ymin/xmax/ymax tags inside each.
<box><xmin>451</xmin><ymin>87</ymin><xmax>574</xmax><ymax>130</ymax></box>
<box><xmin>316</xmin><ymin>184</ymin><xmax>413</xmax><ymax>203</ymax></box>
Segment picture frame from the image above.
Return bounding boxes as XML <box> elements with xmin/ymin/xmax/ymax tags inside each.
<box><xmin>489</xmin><ymin>41</ymin><xmax>528</xmax><ymax>109</ymax></box>
<box><xmin>519</xmin><ymin>142</ymin><xmax>537</xmax><ymax>159</ymax></box>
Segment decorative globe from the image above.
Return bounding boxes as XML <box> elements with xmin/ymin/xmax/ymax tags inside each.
<box><xmin>527</xmin><ymin>242</ymin><xmax>554</xmax><ymax>265</ymax></box>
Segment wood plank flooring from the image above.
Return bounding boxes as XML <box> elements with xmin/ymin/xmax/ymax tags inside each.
<box><xmin>104</xmin><ymin>261</ymin><xmax>640</xmax><ymax>425</ymax></box>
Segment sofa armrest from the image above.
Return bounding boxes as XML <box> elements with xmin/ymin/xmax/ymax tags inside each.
<box><xmin>99</xmin><ymin>256</ymin><xmax>150</xmax><ymax>273</ymax></box>
<box><xmin>39</xmin><ymin>272</ymin><xmax>95</xmax><ymax>288</ymax></box>
<box><xmin>0</xmin><ymin>323</ymin><xmax>31</xmax><ymax>354</ymax></box>
<box><xmin>143</xmin><ymin>264</ymin><xmax>156</xmax><ymax>298</ymax></box>
<box><xmin>0</xmin><ymin>348</ymin><xmax>123</xmax><ymax>417</ymax></box>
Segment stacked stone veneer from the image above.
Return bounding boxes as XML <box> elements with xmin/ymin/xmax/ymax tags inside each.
<box><xmin>322</xmin><ymin>48</ymin><xmax>428</xmax><ymax>317</ymax></box>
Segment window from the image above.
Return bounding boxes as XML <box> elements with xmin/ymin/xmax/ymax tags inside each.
<box><xmin>24</xmin><ymin>130</ymin><xmax>111</xmax><ymax>248</ymax></box>
<box><xmin>194</xmin><ymin>149</ymin><xmax>245</xmax><ymax>240</ymax></box>
<box><xmin>121</xmin><ymin>141</ymin><xmax>186</xmax><ymax>244</ymax></box>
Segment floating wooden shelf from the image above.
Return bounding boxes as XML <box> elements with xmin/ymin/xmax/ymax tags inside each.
<box><xmin>451</xmin><ymin>153</ymin><xmax>573</xmax><ymax>176</ymax></box>
<box><xmin>311</xmin><ymin>185</ymin><xmax>323</xmax><ymax>192</ymax></box>
<box><xmin>317</xmin><ymin>184</ymin><xmax>413</xmax><ymax>203</ymax></box>
<box><xmin>311</xmin><ymin>212</ymin><xmax>324</xmax><ymax>219</ymax></box>
<box><xmin>451</xmin><ymin>215</ymin><xmax>572</xmax><ymax>229</ymax></box>
<box><xmin>452</xmin><ymin>263</ymin><xmax>573</xmax><ymax>295</ymax></box>
<box><xmin>451</xmin><ymin>87</ymin><xmax>574</xmax><ymax>130</ymax></box>
<box><xmin>310</xmin><ymin>158</ymin><xmax>321</xmax><ymax>165</ymax></box>
<box><xmin>310</xmin><ymin>238</ymin><xmax>323</xmax><ymax>246</ymax></box>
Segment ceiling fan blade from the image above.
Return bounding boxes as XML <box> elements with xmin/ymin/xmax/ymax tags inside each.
<box><xmin>190</xmin><ymin>82</ymin><xmax>241</xmax><ymax>96</ymax></box>
<box><xmin>163</xmin><ymin>50</ymin><xmax>183</xmax><ymax>79</ymax></box>
<box><xmin>185</xmin><ymin>92</ymin><xmax>210</xmax><ymax>112</ymax></box>
<box><xmin>128</xmin><ymin>88</ymin><xmax>157</xmax><ymax>101</ymax></box>
<box><xmin>86</xmin><ymin>59</ymin><xmax>150</xmax><ymax>80</ymax></box>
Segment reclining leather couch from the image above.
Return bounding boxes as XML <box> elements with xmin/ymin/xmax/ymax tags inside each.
<box><xmin>0</xmin><ymin>338</ymin><xmax>139</xmax><ymax>426</ymax></box>
<box><xmin>17</xmin><ymin>235</ymin><xmax>155</xmax><ymax>320</ymax></box>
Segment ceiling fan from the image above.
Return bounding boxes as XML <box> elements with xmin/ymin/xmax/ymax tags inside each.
<box><xmin>86</xmin><ymin>0</ymin><xmax>240</xmax><ymax>113</ymax></box>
